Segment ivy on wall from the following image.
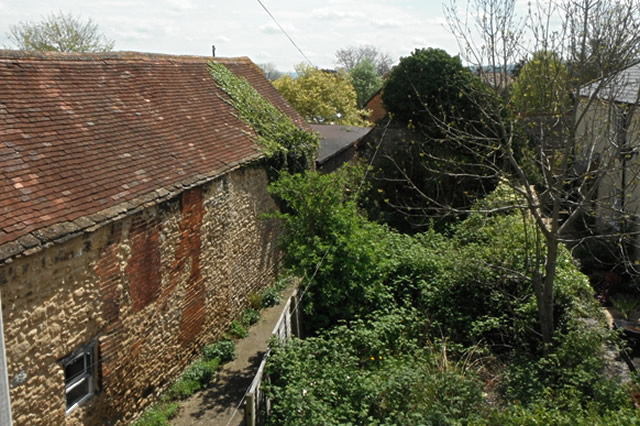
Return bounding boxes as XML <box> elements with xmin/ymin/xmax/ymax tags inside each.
<box><xmin>208</xmin><ymin>62</ymin><xmax>319</xmax><ymax>176</ymax></box>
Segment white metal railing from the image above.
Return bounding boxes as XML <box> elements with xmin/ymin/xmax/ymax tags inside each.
<box><xmin>244</xmin><ymin>290</ymin><xmax>300</xmax><ymax>426</ymax></box>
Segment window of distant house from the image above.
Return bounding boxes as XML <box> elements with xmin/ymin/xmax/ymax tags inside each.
<box><xmin>62</xmin><ymin>341</ymin><xmax>97</xmax><ymax>414</ymax></box>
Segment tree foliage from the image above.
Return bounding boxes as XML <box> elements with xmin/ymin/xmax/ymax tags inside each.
<box><xmin>266</xmin><ymin>167</ymin><xmax>634</xmax><ymax>423</ymax></box>
<box><xmin>510</xmin><ymin>51</ymin><xmax>570</xmax><ymax>115</ymax></box>
<box><xmin>7</xmin><ymin>12</ymin><xmax>114</xmax><ymax>52</ymax></box>
<box><xmin>363</xmin><ymin>48</ymin><xmax>501</xmax><ymax>231</ymax></box>
<box><xmin>429</xmin><ymin>0</ymin><xmax>640</xmax><ymax>345</ymax></box>
<box><xmin>273</xmin><ymin>64</ymin><xmax>370</xmax><ymax>126</ymax></box>
<box><xmin>382</xmin><ymin>48</ymin><xmax>483</xmax><ymax>127</ymax></box>
<box><xmin>349</xmin><ymin>59</ymin><xmax>383</xmax><ymax>108</ymax></box>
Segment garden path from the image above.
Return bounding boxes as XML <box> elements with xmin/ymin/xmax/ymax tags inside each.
<box><xmin>170</xmin><ymin>287</ymin><xmax>295</xmax><ymax>426</ymax></box>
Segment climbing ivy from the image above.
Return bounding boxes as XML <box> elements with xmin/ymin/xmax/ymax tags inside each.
<box><xmin>208</xmin><ymin>62</ymin><xmax>319</xmax><ymax>176</ymax></box>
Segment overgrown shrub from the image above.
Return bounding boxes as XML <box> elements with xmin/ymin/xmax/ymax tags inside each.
<box><xmin>241</xmin><ymin>308</ymin><xmax>261</xmax><ymax>326</ymax></box>
<box><xmin>268</xmin><ymin>168</ymin><xmax>397</xmax><ymax>331</ymax></box>
<box><xmin>260</xmin><ymin>286</ymin><xmax>282</xmax><ymax>308</ymax></box>
<box><xmin>167</xmin><ymin>378</ymin><xmax>201</xmax><ymax>401</ymax></box>
<box><xmin>248</xmin><ymin>292</ymin><xmax>263</xmax><ymax>310</ymax></box>
<box><xmin>203</xmin><ymin>340</ymin><xmax>236</xmax><ymax>363</ymax></box>
<box><xmin>229</xmin><ymin>320</ymin><xmax>249</xmax><ymax>338</ymax></box>
<box><xmin>265</xmin><ymin>309</ymin><xmax>485</xmax><ymax>425</ymax></box>
<box><xmin>132</xmin><ymin>402</ymin><xmax>179</xmax><ymax>426</ymax></box>
<box><xmin>182</xmin><ymin>358</ymin><xmax>220</xmax><ymax>386</ymax></box>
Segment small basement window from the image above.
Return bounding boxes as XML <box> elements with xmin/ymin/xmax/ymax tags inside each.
<box><xmin>62</xmin><ymin>341</ymin><xmax>97</xmax><ymax>414</ymax></box>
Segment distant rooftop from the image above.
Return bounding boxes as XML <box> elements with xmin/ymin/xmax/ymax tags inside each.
<box><xmin>581</xmin><ymin>61</ymin><xmax>640</xmax><ymax>104</ymax></box>
<box><xmin>311</xmin><ymin>124</ymin><xmax>372</xmax><ymax>166</ymax></box>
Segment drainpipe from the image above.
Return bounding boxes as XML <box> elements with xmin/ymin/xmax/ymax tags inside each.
<box><xmin>0</xmin><ymin>290</ymin><xmax>12</xmax><ymax>425</ymax></box>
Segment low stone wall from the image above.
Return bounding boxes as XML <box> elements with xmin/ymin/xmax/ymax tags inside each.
<box><xmin>0</xmin><ymin>165</ymin><xmax>281</xmax><ymax>425</ymax></box>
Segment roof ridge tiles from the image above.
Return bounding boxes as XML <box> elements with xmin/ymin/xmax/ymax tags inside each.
<box><xmin>0</xmin><ymin>49</ymin><xmax>252</xmax><ymax>65</ymax></box>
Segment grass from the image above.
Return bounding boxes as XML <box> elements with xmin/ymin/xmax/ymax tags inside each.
<box><xmin>132</xmin><ymin>402</ymin><xmax>179</xmax><ymax>426</ymax></box>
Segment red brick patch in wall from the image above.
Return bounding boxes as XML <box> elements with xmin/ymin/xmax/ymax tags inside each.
<box><xmin>176</xmin><ymin>187</ymin><xmax>206</xmax><ymax>346</ymax></box>
<box><xmin>96</xmin><ymin>223</ymin><xmax>123</xmax><ymax>324</ymax></box>
<box><xmin>126</xmin><ymin>214</ymin><xmax>162</xmax><ymax>312</ymax></box>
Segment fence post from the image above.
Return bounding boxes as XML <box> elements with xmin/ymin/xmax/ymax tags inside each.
<box><xmin>245</xmin><ymin>391</ymin><xmax>255</xmax><ymax>426</ymax></box>
<box><xmin>290</xmin><ymin>291</ymin><xmax>301</xmax><ymax>338</ymax></box>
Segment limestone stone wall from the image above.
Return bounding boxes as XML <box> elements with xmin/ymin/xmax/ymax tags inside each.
<box><xmin>0</xmin><ymin>165</ymin><xmax>281</xmax><ymax>425</ymax></box>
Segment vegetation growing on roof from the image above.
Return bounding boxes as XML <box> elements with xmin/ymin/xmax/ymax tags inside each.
<box><xmin>208</xmin><ymin>62</ymin><xmax>319</xmax><ymax>176</ymax></box>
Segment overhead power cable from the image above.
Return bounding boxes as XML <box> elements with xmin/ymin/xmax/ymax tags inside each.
<box><xmin>255</xmin><ymin>0</ymin><xmax>315</xmax><ymax>67</ymax></box>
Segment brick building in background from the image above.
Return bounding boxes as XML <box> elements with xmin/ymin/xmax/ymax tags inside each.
<box><xmin>0</xmin><ymin>51</ymin><xmax>307</xmax><ymax>424</ymax></box>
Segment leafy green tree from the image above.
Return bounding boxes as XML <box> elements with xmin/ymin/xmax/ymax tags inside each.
<box><xmin>382</xmin><ymin>48</ymin><xmax>482</xmax><ymax>127</ymax></box>
<box><xmin>273</xmin><ymin>64</ymin><xmax>369</xmax><ymax>126</ymax></box>
<box><xmin>349</xmin><ymin>58</ymin><xmax>383</xmax><ymax>108</ymax></box>
<box><xmin>7</xmin><ymin>12</ymin><xmax>114</xmax><ymax>52</ymax></box>
<box><xmin>511</xmin><ymin>51</ymin><xmax>570</xmax><ymax>115</ymax></box>
<box><xmin>362</xmin><ymin>48</ymin><xmax>500</xmax><ymax>231</ymax></box>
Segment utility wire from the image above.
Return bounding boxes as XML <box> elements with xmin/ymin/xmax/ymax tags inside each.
<box><xmin>255</xmin><ymin>0</ymin><xmax>315</xmax><ymax>67</ymax></box>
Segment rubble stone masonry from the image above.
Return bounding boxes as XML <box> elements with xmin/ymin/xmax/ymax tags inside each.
<box><xmin>0</xmin><ymin>166</ymin><xmax>281</xmax><ymax>425</ymax></box>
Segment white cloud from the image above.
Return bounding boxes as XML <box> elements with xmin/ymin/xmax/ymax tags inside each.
<box><xmin>370</xmin><ymin>18</ymin><xmax>403</xmax><ymax>28</ymax></box>
<box><xmin>165</xmin><ymin>0</ymin><xmax>195</xmax><ymax>11</ymax></box>
<box><xmin>311</xmin><ymin>8</ymin><xmax>364</xmax><ymax>20</ymax></box>
<box><xmin>215</xmin><ymin>35</ymin><xmax>231</xmax><ymax>43</ymax></box>
<box><xmin>259</xmin><ymin>22</ymin><xmax>295</xmax><ymax>34</ymax></box>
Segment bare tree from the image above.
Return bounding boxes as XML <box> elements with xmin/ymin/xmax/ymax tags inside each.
<box><xmin>258</xmin><ymin>63</ymin><xmax>284</xmax><ymax>81</ymax></box>
<box><xmin>388</xmin><ymin>0</ymin><xmax>640</xmax><ymax>345</ymax></box>
<box><xmin>7</xmin><ymin>12</ymin><xmax>114</xmax><ymax>52</ymax></box>
<box><xmin>335</xmin><ymin>45</ymin><xmax>393</xmax><ymax>76</ymax></box>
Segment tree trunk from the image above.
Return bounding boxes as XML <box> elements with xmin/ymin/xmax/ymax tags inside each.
<box><xmin>537</xmin><ymin>237</ymin><xmax>559</xmax><ymax>347</ymax></box>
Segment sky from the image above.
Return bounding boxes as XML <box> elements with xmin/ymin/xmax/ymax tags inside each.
<box><xmin>0</xmin><ymin>0</ymin><xmax>462</xmax><ymax>72</ymax></box>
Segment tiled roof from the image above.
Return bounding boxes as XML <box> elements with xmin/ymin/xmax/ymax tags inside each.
<box><xmin>581</xmin><ymin>61</ymin><xmax>640</xmax><ymax>104</ymax></box>
<box><xmin>0</xmin><ymin>50</ymin><xmax>306</xmax><ymax>261</ymax></box>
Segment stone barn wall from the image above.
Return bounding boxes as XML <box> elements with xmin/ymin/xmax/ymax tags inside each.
<box><xmin>0</xmin><ymin>165</ymin><xmax>281</xmax><ymax>425</ymax></box>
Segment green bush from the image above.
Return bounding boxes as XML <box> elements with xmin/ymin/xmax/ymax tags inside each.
<box><xmin>132</xmin><ymin>402</ymin><xmax>179</xmax><ymax>426</ymax></box>
<box><xmin>260</xmin><ymin>286</ymin><xmax>282</xmax><ymax>308</ymax></box>
<box><xmin>203</xmin><ymin>340</ymin><xmax>236</xmax><ymax>363</ymax></box>
<box><xmin>267</xmin><ymin>169</ymin><xmax>634</xmax><ymax>421</ymax></box>
<box><xmin>229</xmin><ymin>320</ymin><xmax>249</xmax><ymax>338</ymax></box>
<box><xmin>182</xmin><ymin>358</ymin><xmax>219</xmax><ymax>386</ymax></box>
<box><xmin>241</xmin><ymin>308</ymin><xmax>261</xmax><ymax>326</ymax></box>
<box><xmin>248</xmin><ymin>292</ymin><xmax>263</xmax><ymax>310</ymax></box>
<box><xmin>265</xmin><ymin>310</ymin><xmax>485</xmax><ymax>425</ymax></box>
<box><xmin>268</xmin><ymin>169</ymin><xmax>397</xmax><ymax>332</ymax></box>
<box><xmin>167</xmin><ymin>378</ymin><xmax>201</xmax><ymax>401</ymax></box>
